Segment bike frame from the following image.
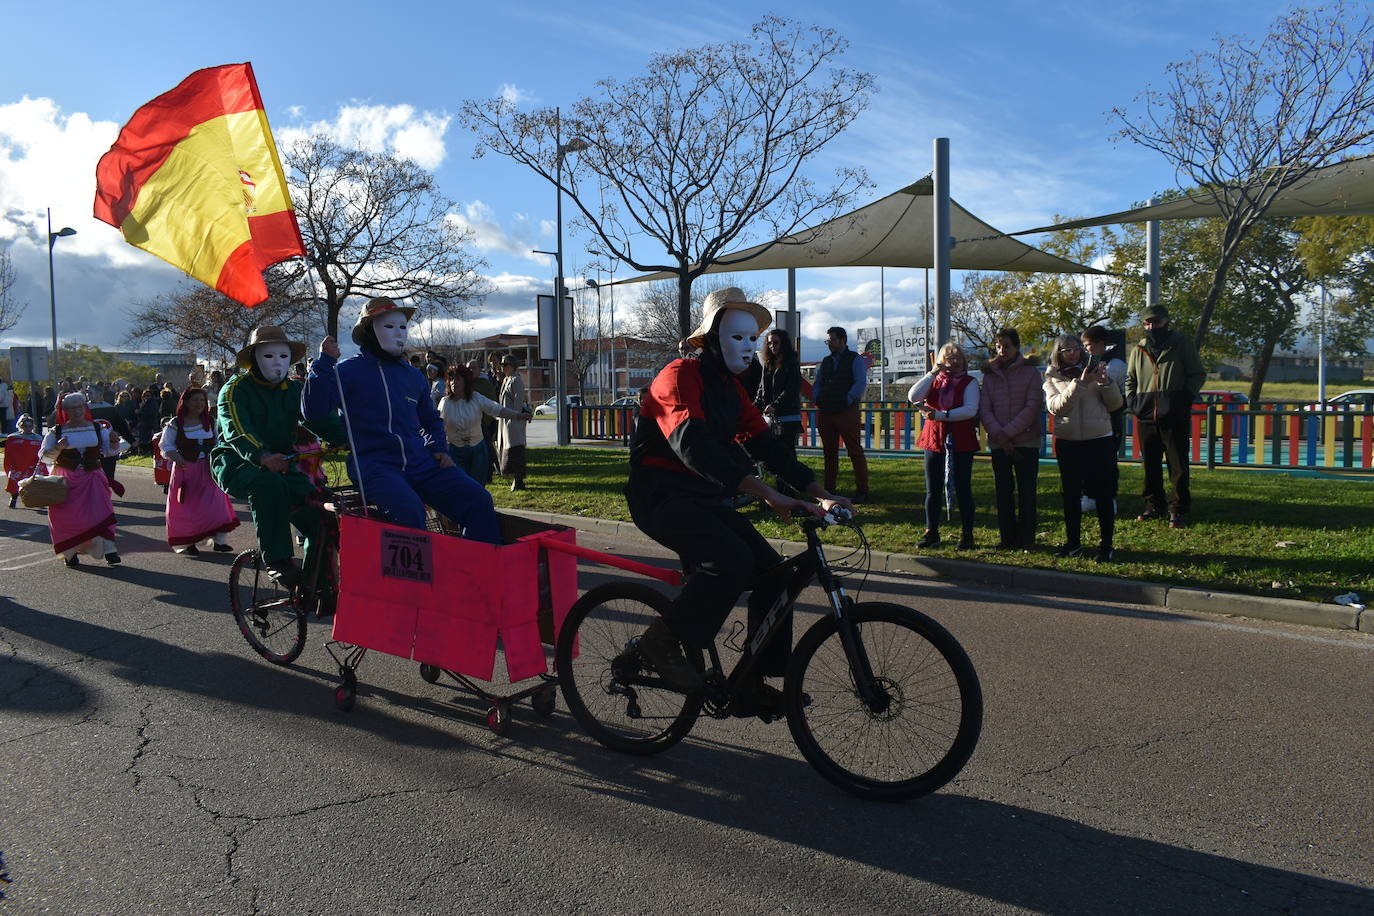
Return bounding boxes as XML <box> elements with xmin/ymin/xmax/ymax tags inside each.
<box><xmin>706</xmin><ymin>517</ymin><xmax>884</xmax><ymax>712</ymax></box>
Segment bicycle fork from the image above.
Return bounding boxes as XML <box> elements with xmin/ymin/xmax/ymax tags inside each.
<box><xmin>813</xmin><ymin>541</ymin><xmax>890</xmax><ymax>715</ymax></box>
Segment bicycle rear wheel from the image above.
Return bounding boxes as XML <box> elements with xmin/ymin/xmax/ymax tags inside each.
<box><xmin>785</xmin><ymin>601</ymin><xmax>982</xmax><ymax>801</ymax></box>
<box><xmin>229</xmin><ymin>550</ymin><xmax>307</xmax><ymax>665</ymax></box>
<box><xmin>556</xmin><ymin>582</ymin><xmax>703</xmax><ymax>755</ymax></box>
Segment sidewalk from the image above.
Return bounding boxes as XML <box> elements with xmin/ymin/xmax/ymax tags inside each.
<box><xmin>504</xmin><ymin>507</ymin><xmax>1374</xmax><ymax>635</ymax></box>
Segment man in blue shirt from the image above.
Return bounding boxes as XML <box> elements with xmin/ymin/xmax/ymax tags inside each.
<box><xmin>811</xmin><ymin>326</ymin><xmax>870</xmax><ymax>502</ymax></box>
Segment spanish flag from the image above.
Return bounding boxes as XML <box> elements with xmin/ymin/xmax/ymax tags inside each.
<box><xmin>94</xmin><ymin>63</ymin><xmax>304</xmax><ymax>307</ymax></box>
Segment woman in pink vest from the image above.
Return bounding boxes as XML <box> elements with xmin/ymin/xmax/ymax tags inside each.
<box><xmin>908</xmin><ymin>342</ymin><xmax>980</xmax><ymax>550</ymax></box>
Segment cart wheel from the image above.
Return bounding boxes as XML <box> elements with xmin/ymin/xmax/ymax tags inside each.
<box><xmin>334</xmin><ymin>682</ymin><xmax>356</xmax><ymax>712</ymax></box>
<box><xmin>418</xmin><ymin>663</ymin><xmax>441</xmax><ymax>684</ymax></box>
<box><xmin>486</xmin><ymin>702</ymin><xmax>510</xmax><ymax>735</ymax></box>
<box><xmin>531</xmin><ymin>685</ymin><xmax>557</xmax><ymax>719</ymax></box>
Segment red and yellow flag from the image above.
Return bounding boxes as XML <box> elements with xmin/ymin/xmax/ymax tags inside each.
<box><xmin>93</xmin><ymin>62</ymin><xmax>304</xmax><ymax>307</ymax></box>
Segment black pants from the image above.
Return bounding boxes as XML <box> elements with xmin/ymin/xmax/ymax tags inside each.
<box><xmin>1054</xmin><ymin>437</ymin><xmax>1117</xmax><ymax>549</ymax></box>
<box><xmin>628</xmin><ymin>477</ymin><xmax>790</xmax><ymax>677</ymax></box>
<box><xmin>990</xmin><ymin>446</ymin><xmax>1039</xmax><ymax>546</ymax></box>
<box><xmin>923</xmin><ymin>449</ymin><xmax>975</xmax><ymax>535</ymax></box>
<box><xmin>1137</xmin><ymin>413</ymin><xmax>1191</xmax><ymax>515</ymax></box>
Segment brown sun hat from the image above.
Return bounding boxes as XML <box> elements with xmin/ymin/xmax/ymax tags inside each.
<box><xmin>351</xmin><ymin>296</ymin><xmax>417</xmax><ymax>346</ymax></box>
<box><xmin>235</xmin><ymin>326</ymin><xmax>307</xmax><ymax>370</ymax></box>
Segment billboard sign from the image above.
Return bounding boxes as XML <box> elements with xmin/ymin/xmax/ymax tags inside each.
<box><xmin>853</xmin><ymin>327</ymin><xmax>931</xmax><ymax>376</ymax></box>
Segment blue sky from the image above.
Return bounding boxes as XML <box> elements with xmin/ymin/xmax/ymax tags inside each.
<box><xmin>0</xmin><ymin>0</ymin><xmax>1295</xmax><ymax>362</ymax></box>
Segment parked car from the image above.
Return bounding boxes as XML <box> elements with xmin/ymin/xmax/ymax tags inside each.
<box><xmin>1303</xmin><ymin>388</ymin><xmax>1374</xmax><ymax>412</ymax></box>
<box><xmin>610</xmin><ymin>396</ymin><xmax>639</xmax><ymax>408</ymax></box>
<box><xmin>533</xmin><ymin>395</ymin><xmax>584</xmax><ymax>416</ymax></box>
<box><xmin>1196</xmin><ymin>390</ymin><xmax>1250</xmax><ymax>407</ymax></box>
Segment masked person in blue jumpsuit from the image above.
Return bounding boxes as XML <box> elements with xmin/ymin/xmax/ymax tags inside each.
<box><xmin>302</xmin><ymin>297</ymin><xmax>500</xmax><ymax>543</ymax></box>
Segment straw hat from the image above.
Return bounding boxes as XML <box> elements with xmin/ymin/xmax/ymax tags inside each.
<box><xmin>235</xmin><ymin>326</ymin><xmax>307</xmax><ymax>370</ymax></box>
<box><xmin>351</xmin><ymin>296</ymin><xmax>417</xmax><ymax>346</ymax></box>
<box><xmin>686</xmin><ymin>287</ymin><xmax>772</xmax><ymax>348</ymax></box>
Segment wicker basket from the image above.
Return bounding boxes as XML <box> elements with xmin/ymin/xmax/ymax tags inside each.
<box><xmin>19</xmin><ymin>474</ymin><xmax>69</xmax><ymax>508</ymax></box>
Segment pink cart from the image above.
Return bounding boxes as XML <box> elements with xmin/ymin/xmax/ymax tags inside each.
<box><xmin>325</xmin><ymin>511</ymin><xmax>681</xmax><ymax>734</ymax></box>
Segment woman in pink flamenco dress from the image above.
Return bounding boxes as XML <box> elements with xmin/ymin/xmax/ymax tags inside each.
<box><xmin>159</xmin><ymin>387</ymin><xmax>239</xmax><ymax>557</ymax></box>
<box><xmin>40</xmin><ymin>392</ymin><xmax>128</xmax><ymax>567</ymax></box>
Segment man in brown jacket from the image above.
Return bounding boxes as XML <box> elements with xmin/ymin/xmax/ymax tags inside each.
<box><xmin>978</xmin><ymin>328</ymin><xmax>1044</xmax><ymax>548</ymax></box>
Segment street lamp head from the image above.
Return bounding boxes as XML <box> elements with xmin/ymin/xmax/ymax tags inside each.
<box><xmin>49</xmin><ymin>226</ymin><xmax>76</xmax><ymax>248</ymax></box>
<box><xmin>558</xmin><ymin>137</ymin><xmax>590</xmax><ymax>155</ymax></box>
<box><xmin>586</xmin><ymin>278</ymin><xmax>599</xmax><ymax>289</ymax></box>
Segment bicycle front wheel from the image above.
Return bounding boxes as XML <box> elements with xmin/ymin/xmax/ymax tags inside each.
<box><xmin>556</xmin><ymin>582</ymin><xmax>703</xmax><ymax>755</ymax></box>
<box><xmin>229</xmin><ymin>550</ymin><xmax>307</xmax><ymax>665</ymax></box>
<box><xmin>786</xmin><ymin>601</ymin><xmax>982</xmax><ymax>801</ymax></box>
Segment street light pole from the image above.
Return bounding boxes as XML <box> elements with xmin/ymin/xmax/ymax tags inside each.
<box><xmin>46</xmin><ymin>208</ymin><xmax>77</xmax><ymax>385</ymax></box>
<box><xmin>552</xmin><ymin>108</ymin><xmax>589</xmax><ymax>446</ymax></box>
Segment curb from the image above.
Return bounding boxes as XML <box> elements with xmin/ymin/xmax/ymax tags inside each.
<box><xmin>504</xmin><ymin>508</ymin><xmax>1371</xmax><ymax>635</ymax></box>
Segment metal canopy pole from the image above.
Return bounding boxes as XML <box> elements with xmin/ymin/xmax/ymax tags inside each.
<box><xmin>1145</xmin><ymin>197</ymin><xmax>1161</xmax><ymax>310</ymax></box>
<box><xmin>787</xmin><ymin>268</ymin><xmax>798</xmax><ymax>354</ymax></box>
<box><xmin>879</xmin><ymin>266</ymin><xmax>886</xmax><ymax>400</ymax></box>
<box><xmin>933</xmin><ymin>138</ymin><xmax>951</xmax><ymax>346</ymax></box>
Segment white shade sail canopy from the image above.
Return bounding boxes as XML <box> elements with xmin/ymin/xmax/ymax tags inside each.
<box><xmin>1014</xmin><ymin>155</ymin><xmax>1374</xmax><ymax>235</ymax></box>
<box><xmin>619</xmin><ymin>175</ymin><xmax>1105</xmax><ymax>284</ymax></box>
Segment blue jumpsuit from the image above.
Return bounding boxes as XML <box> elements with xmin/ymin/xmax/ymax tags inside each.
<box><xmin>302</xmin><ymin>350</ymin><xmax>500</xmax><ymax>543</ymax></box>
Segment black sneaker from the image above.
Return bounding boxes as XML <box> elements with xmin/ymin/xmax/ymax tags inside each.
<box><xmin>1053</xmin><ymin>544</ymin><xmax>1083</xmax><ymax>558</ymax></box>
<box><xmin>730</xmin><ymin>676</ymin><xmax>786</xmax><ymax>722</ymax></box>
<box><xmin>181</xmin><ymin>545</ymin><xmax>200</xmax><ymax>557</ymax></box>
<box><xmin>916</xmin><ymin>530</ymin><xmax>942</xmax><ymax>549</ymax></box>
<box><xmin>956</xmin><ymin>535</ymin><xmax>975</xmax><ymax>551</ymax></box>
<box><xmin>1095</xmin><ymin>546</ymin><xmax>1114</xmax><ymax>562</ymax></box>
<box><xmin>1136</xmin><ymin>507</ymin><xmax>1166</xmax><ymax>522</ymax></box>
<box><xmin>104</xmin><ymin>552</ymin><xmax>122</xmax><ymax>566</ymax></box>
<box><xmin>636</xmin><ymin>619</ymin><xmax>703</xmax><ymax>693</ymax></box>
<box><xmin>265</xmin><ymin>560</ymin><xmax>301</xmax><ymax>587</ymax></box>
<box><xmin>212</xmin><ymin>543</ymin><xmax>234</xmax><ymax>553</ymax></box>
<box><xmin>1168</xmin><ymin>513</ymin><xmax>1188</xmax><ymax>529</ymax></box>
<box><xmin>64</xmin><ymin>554</ymin><xmax>79</xmax><ymax>568</ymax></box>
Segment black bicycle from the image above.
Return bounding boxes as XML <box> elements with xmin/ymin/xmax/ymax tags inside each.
<box><xmin>228</xmin><ymin>452</ymin><xmax>349</xmax><ymax>670</ymax></box>
<box><xmin>555</xmin><ymin>509</ymin><xmax>983</xmax><ymax>802</ymax></box>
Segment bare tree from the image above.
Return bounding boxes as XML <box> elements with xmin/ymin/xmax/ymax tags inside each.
<box><xmin>288</xmin><ymin>135</ymin><xmax>492</xmax><ymax>338</ymax></box>
<box><xmin>460</xmin><ymin>16</ymin><xmax>873</xmax><ymax>340</ymax></box>
<box><xmin>0</xmin><ymin>248</ymin><xmax>24</xmax><ymax>335</ymax></box>
<box><xmin>125</xmin><ymin>263</ymin><xmax>325</xmax><ymax>366</ymax></box>
<box><xmin>1113</xmin><ymin>4</ymin><xmax>1374</xmax><ymax>350</ymax></box>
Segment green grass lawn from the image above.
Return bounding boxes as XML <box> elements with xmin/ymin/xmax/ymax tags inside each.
<box><xmin>123</xmin><ymin>447</ymin><xmax>1372</xmax><ymax>601</ymax></box>
<box><xmin>490</xmin><ymin>448</ymin><xmax>1374</xmax><ymax>603</ymax></box>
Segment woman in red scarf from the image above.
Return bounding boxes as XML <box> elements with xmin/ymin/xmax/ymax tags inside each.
<box><xmin>159</xmin><ymin>388</ymin><xmax>239</xmax><ymax>556</ymax></box>
<box><xmin>908</xmin><ymin>342</ymin><xmax>981</xmax><ymax>550</ymax></box>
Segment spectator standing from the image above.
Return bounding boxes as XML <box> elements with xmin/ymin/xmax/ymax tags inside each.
<box><xmin>467</xmin><ymin>358</ymin><xmax>500</xmax><ymax>477</ymax></box>
<box><xmin>908</xmin><ymin>342</ymin><xmax>981</xmax><ymax>550</ymax></box>
<box><xmin>811</xmin><ymin>326</ymin><xmax>870</xmax><ymax>501</ymax></box>
<box><xmin>0</xmin><ymin>374</ymin><xmax>11</xmax><ymax>432</ymax></box>
<box><xmin>756</xmin><ymin>328</ymin><xmax>804</xmax><ymax>456</ymax></box>
<box><xmin>205</xmin><ymin>369</ymin><xmax>224</xmax><ymax>406</ymax></box>
<box><xmin>439</xmin><ymin>365</ymin><xmax>529</xmax><ymax>485</ymax></box>
<box><xmin>1125</xmin><ymin>305</ymin><xmax>1205</xmax><ymax>528</ymax></box>
<box><xmin>497</xmin><ymin>354</ymin><xmax>529</xmax><ymax>491</ymax></box>
<box><xmin>1081</xmin><ymin>325</ymin><xmax>1127</xmax><ymax>514</ymax></box>
<box><xmin>426</xmin><ymin>361</ymin><xmax>446</xmax><ymax>407</ymax></box>
<box><xmin>1044</xmin><ymin>334</ymin><xmax>1122</xmax><ymax>561</ymax></box>
<box><xmin>978</xmin><ymin>328</ymin><xmax>1044</xmax><ymax>549</ymax></box>
<box><xmin>137</xmin><ymin>389</ymin><xmax>160</xmax><ymax>454</ymax></box>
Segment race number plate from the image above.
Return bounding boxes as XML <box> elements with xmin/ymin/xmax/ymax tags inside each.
<box><xmin>380</xmin><ymin>529</ymin><xmax>433</xmax><ymax>584</ymax></box>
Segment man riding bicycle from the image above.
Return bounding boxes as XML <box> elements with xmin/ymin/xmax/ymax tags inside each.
<box><xmin>212</xmin><ymin>326</ymin><xmax>344</xmax><ymax>591</ymax></box>
<box><xmin>626</xmin><ymin>287</ymin><xmax>851</xmax><ymax>715</ymax></box>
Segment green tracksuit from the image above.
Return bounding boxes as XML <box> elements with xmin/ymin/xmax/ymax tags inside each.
<box><xmin>211</xmin><ymin>372</ymin><xmax>342</xmax><ymax>567</ymax></box>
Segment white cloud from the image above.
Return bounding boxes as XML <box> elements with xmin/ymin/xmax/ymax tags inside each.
<box><xmin>448</xmin><ymin>202</ymin><xmax>552</xmax><ymax>263</ymax></box>
<box><xmin>279</xmin><ymin>103</ymin><xmax>451</xmax><ymax>170</ymax></box>
<box><xmin>499</xmin><ymin>83</ymin><xmax>535</xmax><ymax>108</ymax></box>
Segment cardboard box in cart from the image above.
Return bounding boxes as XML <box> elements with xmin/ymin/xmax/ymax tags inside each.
<box><xmin>331</xmin><ymin>513</ymin><xmax>578</xmax><ymax>682</ymax></box>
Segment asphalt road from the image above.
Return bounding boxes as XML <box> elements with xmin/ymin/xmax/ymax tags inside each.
<box><xmin>2</xmin><ymin>469</ymin><xmax>1372</xmax><ymax>915</ymax></box>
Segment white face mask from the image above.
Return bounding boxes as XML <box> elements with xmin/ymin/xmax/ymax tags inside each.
<box><xmin>255</xmin><ymin>343</ymin><xmax>293</xmax><ymax>383</ymax></box>
<box><xmin>374</xmin><ymin>316</ymin><xmax>409</xmax><ymax>356</ymax></box>
<box><xmin>717</xmin><ymin>309</ymin><xmax>761</xmax><ymax>375</ymax></box>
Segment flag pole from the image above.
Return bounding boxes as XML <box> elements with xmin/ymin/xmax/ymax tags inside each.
<box><xmin>301</xmin><ymin>256</ymin><xmax>370</xmax><ymax>515</ymax></box>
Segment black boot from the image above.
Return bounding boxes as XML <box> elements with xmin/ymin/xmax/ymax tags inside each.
<box><xmin>917</xmin><ymin>529</ymin><xmax>941</xmax><ymax>549</ymax></box>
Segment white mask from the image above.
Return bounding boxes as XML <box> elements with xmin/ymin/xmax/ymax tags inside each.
<box><xmin>716</xmin><ymin>309</ymin><xmax>761</xmax><ymax>375</ymax></box>
<box><xmin>374</xmin><ymin>316</ymin><xmax>409</xmax><ymax>356</ymax></box>
<box><xmin>255</xmin><ymin>343</ymin><xmax>292</xmax><ymax>383</ymax></box>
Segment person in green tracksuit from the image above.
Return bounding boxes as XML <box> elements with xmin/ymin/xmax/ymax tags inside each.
<box><xmin>211</xmin><ymin>326</ymin><xmax>343</xmax><ymax>588</ymax></box>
